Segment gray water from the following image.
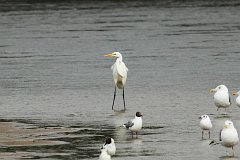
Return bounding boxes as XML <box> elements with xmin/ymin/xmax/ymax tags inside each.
<box><xmin>0</xmin><ymin>0</ymin><xmax>240</xmax><ymax>159</ymax></box>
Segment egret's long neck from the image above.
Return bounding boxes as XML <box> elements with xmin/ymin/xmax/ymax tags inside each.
<box><xmin>117</xmin><ymin>55</ymin><xmax>123</xmax><ymax>62</ymax></box>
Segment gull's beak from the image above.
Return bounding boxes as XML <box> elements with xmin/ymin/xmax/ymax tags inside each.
<box><xmin>232</xmin><ymin>91</ymin><xmax>238</xmax><ymax>96</ymax></box>
<box><xmin>104</xmin><ymin>53</ymin><xmax>113</xmax><ymax>57</ymax></box>
<box><xmin>210</xmin><ymin>88</ymin><xmax>216</xmax><ymax>93</ymax></box>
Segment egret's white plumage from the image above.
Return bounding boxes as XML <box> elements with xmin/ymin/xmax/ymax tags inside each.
<box><xmin>102</xmin><ymin>138</ymin><xmax>116</xmax><ymax>156</ymax></box>
<box><xmin>99</xmin><ymin>148</ymin><xmax>111</xmax><ymax>160</ymax></box>
<box><xmin>210</xmin><ymin>85</ymin><xmax>231</xmax><ymax>111</ymax></box>
<box><xmin>104</xmin><ymin>52</ymin><xmax>128</xmax><ymax>110</ymax></box>
<box><xmin>199</xmin><ymin>114</ymin><xmax>212</xmax><ymax>139</ymax></box>
<box><xmin>233</xmin><ymin>91</ymin><xmax>240</xmax><ymax>107</ymax></box>
<box><xmin>111</xmin><ymin>53</ymin><xmax>128</xmax><ymax>89</ymax></box>
<box><xmin>220</xmin><ymin>120</ymin><xmax>239</xmax><ymax>150</ymax></box>
<box><xmin>123</xmin><ymin>112</ymin><xmax>143</xmax><ymax>138</ymax></box>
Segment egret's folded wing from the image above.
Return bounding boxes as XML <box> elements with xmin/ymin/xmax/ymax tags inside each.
<box><xmin>116</xmin><ymin>62</ymin><xmax>128</xmax><ymax>78</ymax></box>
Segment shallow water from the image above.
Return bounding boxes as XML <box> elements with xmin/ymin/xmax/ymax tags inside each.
<box><xmin>0</xmin><ymin>0</ymin><xmax>240</xmax><ymax>159</ymax></box>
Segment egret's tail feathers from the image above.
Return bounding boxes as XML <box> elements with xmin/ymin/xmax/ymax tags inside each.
<box><xmin>209</xmin><ymin>140</ymin><xmax>220</xmax><ymax>146</ymax></box>
<box><xmin>116</xmin><ymin>81</ymin><xmax>124</xmax><ymax>89</ymax></box>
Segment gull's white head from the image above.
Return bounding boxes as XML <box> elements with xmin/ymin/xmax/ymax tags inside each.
<box><xmin>210</xmin><ymin>85</ymin><xmax>228</xmax><ymax>93</ymax></box>
<box><xmin>199</xmin><ymin>114</ymin><xmax>210</xmax><ymax>120</ymax></box>
<box><xmin>233</xmin><ymin>90</ymin><xmax>240</xmax><ymax>96</ymax></box>
<box><xmin>104</xmin><ymin>52</ymin><xmax>122</xmax><ymax>58</ymax></box>
<box><xmin>224</xmin><ymin>120</ymin><xmax>234</xmax><ymax>128</ymax></box>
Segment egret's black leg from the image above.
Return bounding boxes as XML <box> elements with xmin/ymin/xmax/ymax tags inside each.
<box><xmin>208</xmin><ymin>131</ymin><xmax>210</xmax><ymax>139</ymax></box>
<box><xmin>123</xmin><ymin>87</ymin><xmax>126</xmax><ymax>110</ymax></box>
<box><xmin>112</xmin><ymin>86</ymin><xmax>116</xmax><ymax>110</ymax></box>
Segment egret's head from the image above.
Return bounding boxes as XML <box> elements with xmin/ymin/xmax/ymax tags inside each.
<box><xmin>210</xmin><ymin>85</ymin><xmax>228</xmax><ymax>93</ymax></box>
<box><xmin>233</xmin><ymin>90</ymin><xmax>240</xmax><ymax>96</ymax></box>
<box><xmin>104</xmin><ymin>52</ymin><xmax>122</xmax><ymax>58</ymax></box>
<box><xmin>199</xmin><ymin>114</ymin><xmax>209</xmax><ymax>120</ymax></box>
<box><xmin>224</xmin><ymin>120</ymin><xmax>234</xmax><ymax>128</ymax></box>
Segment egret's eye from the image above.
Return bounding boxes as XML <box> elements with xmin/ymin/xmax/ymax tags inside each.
<box><xmin>218</xmin><ymin>87</ymin><xmax>221</xmax><ymax>89</ymax></box>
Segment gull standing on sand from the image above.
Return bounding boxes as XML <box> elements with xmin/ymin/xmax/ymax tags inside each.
<box><xmin>211</xmin><ymin>120</ymin><xmax>239</xmax><ymax>156</ymax></box>
<box><xmin>99</xmin><ymin>148</ymin><xmax>111</xmax><ymax>160</ymax></box>
<box><xmin>123</xmin><ymin>112</ymin><xmax>143</xmax><ymax>138</ymax></box>
<box><xmin>210</xmin><ymin>85</ymin><xmax>231</xmax><ymax>111</ymax></box>
<box><xmin>104</xmin><ymin>52</ymin><xmax>128</xmax><ymax>110</ymax></box>
<box><xmin>199</xmin><ymin>114</ymin><xmax>212</xmax><ymax>139</ymax></box>
<box><xmin>102</xmin><ymin>138</ymin><xmax>116</xmax><ymax>156</ymax></box>
<box><xmin>232</xmin><ymin>90</ymin><xmax>240</xmax><ymax>107</ymax></box>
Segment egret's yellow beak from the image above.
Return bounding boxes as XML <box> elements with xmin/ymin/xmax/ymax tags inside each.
<box><xmin>104</xmin><ymin>53</ymin><xmax>113</xmax><ymax>57</ymax></box>
<box><xmin>210</xmin><ymin>88</ymin><xmax>216</xmax><ymax>93</ymax></box>
<box><xmin>224</xmin><ymin>124</ymin><xmax>228</xmax><ymax>128</ymax></box>
<box><xmin>233</xmin><ymin>91</ymin><xmax>238</xmax><ymax>96</ymax></box>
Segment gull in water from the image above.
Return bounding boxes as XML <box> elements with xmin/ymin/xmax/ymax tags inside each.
<box><xmin>102</xmin><ymin>138</ymin><xmax>116</xmax><ymax>156</ymax></box>
<box><xmin>199</xmin><ymin>114</ymin><xmax>212</xmax><ymax>139</ymax></box>
<box><xmin>99</xmin><ymin>148</ymin><xmax>111</xmax><ymax>160</ymax></box>
<box><xmin>210</xmin><ymin>120</ymin><xmax>239</xmax><ymax>156</ymax></box>
<box><xmin>232</xmin><ymin>90</ymin><xmax>240</xmax><ymax>107</ymax></box>
<box><xmin>210</xmin><ymin>85</ymin><xmax>231</xmax><ymax>111</ymax></box>
<box><xmin>123</xmin><ymin>112</ymin><xmax>143</xmax><ymax>138</ymax></box>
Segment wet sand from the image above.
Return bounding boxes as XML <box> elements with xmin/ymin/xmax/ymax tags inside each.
<box><xmin>0</xmin><ymin>120</ymin><xmax>79</xmax><ymax>158</ymax></box>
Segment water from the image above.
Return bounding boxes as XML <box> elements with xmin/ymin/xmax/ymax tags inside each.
<box><xmin>0</xmin><ymin>0</ymin><xmax>240</xmax><ymax>159</ymax></box>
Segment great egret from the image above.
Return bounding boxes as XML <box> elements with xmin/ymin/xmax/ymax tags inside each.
<box><xmin>101</xmin><ymin>138</ymin><xmax>116</xmax><ymax>156</ymax></box>
<box><xmin>199</xmin><ymin>114</ymin><xmax>212</xmax><ymax>139</ymax></box>
<box><xmin>210</xmin><ymin>85</ymin><xmax>231</xmax><ymax>111</ymax></box>
<box><xmin>104</xmin><ymin>52</ymin><xmax>128</xmax><ymax>110</ymax></box>
<box><xmin>123</xmin><ymin>112</ymin><xmax>143</xmax><ymax>138</ymax></box>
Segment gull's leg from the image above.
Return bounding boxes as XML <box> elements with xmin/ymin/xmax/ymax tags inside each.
<box><xmin>112</xmin><ymin>86</ymin><xmax>116</xmax><ymax>110</ymax></box>
<box><xmin>123</xmin><ymin>87</ymin><xmax>126</xmax><ymax>110</ymax></box>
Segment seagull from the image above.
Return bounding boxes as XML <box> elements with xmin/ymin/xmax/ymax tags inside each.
<box><xmin>199</xmin><ymin>114</ymin><xmax>212</xmax><ymax>139</ymax></box>
<box><xmin>210</xmin><ymin>85</ymin><xmax>231</xmax><ymax>111</ymax></box>
<box><xmin>102</xmin><ymin>138</ymin><xmax>116</xmax><ymax>156</ymax></box>
<box><xmin>123</xmin><ymin>112</ymin><xmax>143</xmax><ymax>138</ymax></box>
<box><xmin>210</xmin><ymin>120</ymin><xmax>239</xmax><ymax>156</ymax></box>
<box><xmin>99</xmin><ymin>148</ymin><xmax>111</xmax><ymax>160</ymax></box>
<box><xmin>104</xmin><ymin>52</ymin><xmax>128</xmax><ymax>110</ymax></box>
<box><xmin>232</xmin><ymin>90</ymin><xmax>240</xmax><ymax>107</ymax></box>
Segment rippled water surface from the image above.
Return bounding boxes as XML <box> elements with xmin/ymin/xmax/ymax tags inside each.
<box><xmin>0</xmin><ymin>0</ymin><xmax>240</xmax><ymax>159</ymax></box>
